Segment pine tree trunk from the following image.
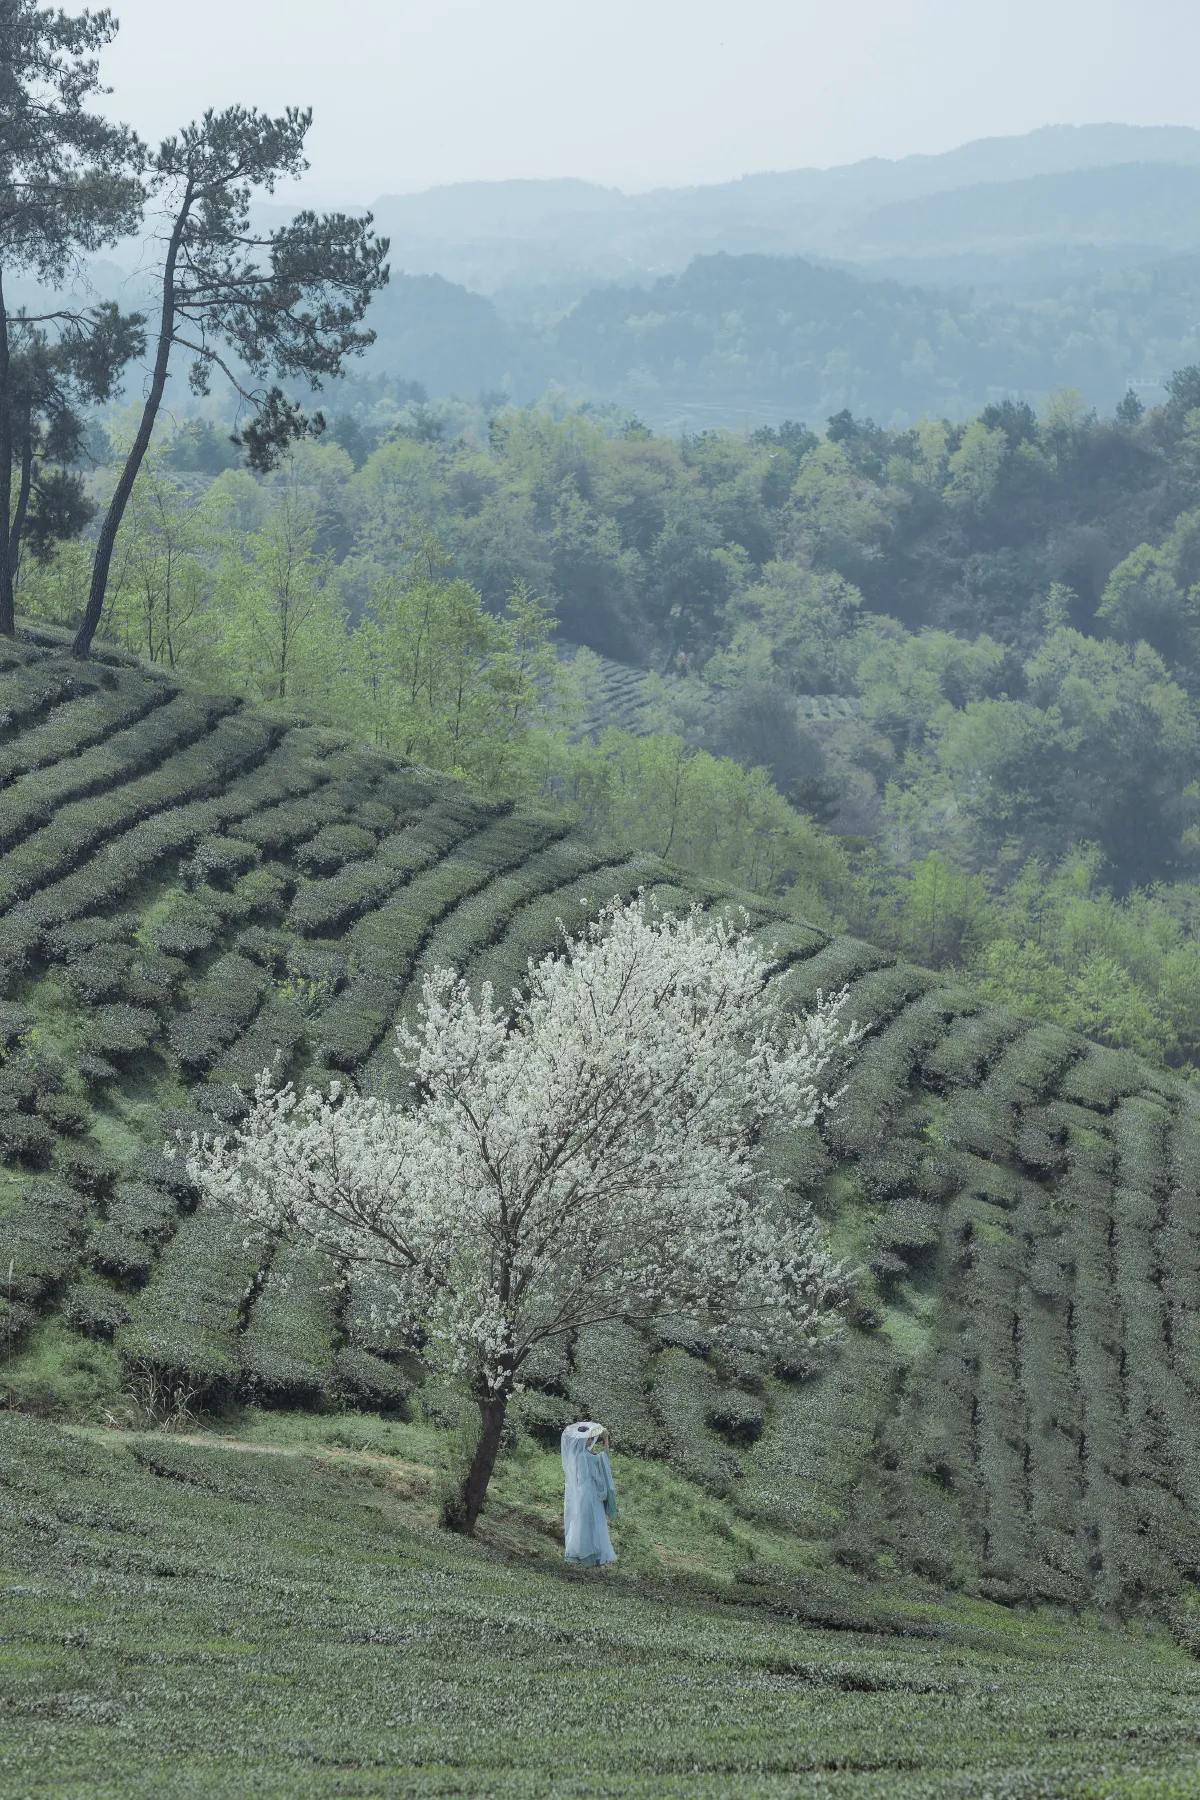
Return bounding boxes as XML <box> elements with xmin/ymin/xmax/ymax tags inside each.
<box><xmin>73</xmin><ymin>191</ymin><xmax>190</xmax><ymax>660</ymax></box>
<box><xmin>9</xmin><ymin>430</ymin><xmax>33</xmax><ymax>574</ymax></box>
<box><xmin>443</xmin><ymin>1391</ymin><xmax>509</xmax><ymax>1535</ymax></box>
<box><xmin>0</xmin><ymin>269</ymin><xmax>14</xmax><ymax>638</ymax></box>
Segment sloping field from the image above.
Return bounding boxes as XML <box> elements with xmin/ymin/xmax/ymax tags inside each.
<box><xmin>5</xmin><ymin>1410</ymin><xmax>1200</xmax><ymax>1799</ymax></box>
<box><xmin>2</xmin><ymin>631</ymin><xmax>1200</xmax><ymax>1619</ymax></box>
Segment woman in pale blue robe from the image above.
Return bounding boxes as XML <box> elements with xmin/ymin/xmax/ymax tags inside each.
<box><xmin>561</xmin><ymin>1420</ymin><xmax>617</xmax><ymax>1565</ymax></box>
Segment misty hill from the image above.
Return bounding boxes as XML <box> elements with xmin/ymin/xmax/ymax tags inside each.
<box><xmin>35</xmin><ymin>123</ymin><xmax>1200</xmax><ymax>430</ymax></box>
<box><xmin>343</xmin><ymin>125</ymin><xmax>1200</xmax><ymax>422</ymax></box>
<box><xmin>549</xmin><ymin>255</ymin><xmax>969</xmax><ymax>426</ymax></box>
<box><xmin>852</xmin><ymin>162</ymin><xmax>1200</xmax><ymax>260</ymax></box>
<box><xmin>3</xmin><ymin>629</ymin><xmax>1200</xmax><ymax>1612</ymax></box>
<box><xmin>357</xmin><ymin>272</ymin><xmax>519</xmax><ymax>399</ymax></box>
<box><xmin>348</xmin><ymin>125</ymin><xmax>1200</xmax><ymax>422</ymax></box>
<box><xmin>365</xmin><ymin>125</ymin><xmax>1200</xmax><ymax>294</ymax></box>
<box><xmin>48</xmin><ymin>240</ymin><xmax>1200</xmax><ymax>430</ymax></box>
<box><xmin>355</xmin><ymin>246</ymin><xmax>1200</xmax><ymax>427</ymax></box>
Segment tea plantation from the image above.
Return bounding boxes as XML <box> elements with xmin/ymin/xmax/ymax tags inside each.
<box><xmin>6</xmin><ymin>627</ymin><xmax>1200</xmax><ymax>1793</ymax></box>
<box><xmin>6</xmin><ymin>1409</ymin><xmax>1200</xmax><ymax>1798</ymax></box>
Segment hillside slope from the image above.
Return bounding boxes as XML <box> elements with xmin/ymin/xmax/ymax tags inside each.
<box><xmin>1</xmin><ymin>631</ymin><xmax>1198</xmax><ymax>1616</ymax></box>
<box><xmin>10</xmin><ymin>1415</ymin><xmax>1200</xmax><ymax>1797</ymax></box>
<box><xmin>851</xmin><ymin>162</ymin><xmax>1200</xmax><ymax>257</ymax></box>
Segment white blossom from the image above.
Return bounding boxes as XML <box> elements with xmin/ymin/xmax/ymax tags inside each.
<box><xmin>187</xmin><ymin>897</ymin><xmax>858</xmax><ymax>1404</ymax></box>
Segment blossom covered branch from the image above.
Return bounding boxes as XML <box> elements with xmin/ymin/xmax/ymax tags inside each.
<box><xmin>186</xmin><ymin>896</ymin><xmax>858</xmax><ymax>1526</ymax></box>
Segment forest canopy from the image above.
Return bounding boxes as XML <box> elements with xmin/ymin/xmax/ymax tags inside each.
<box><xmin>21</xmin><ymin>365</ymin><xmax>1200</xmax><ymax>1069</ymax></box>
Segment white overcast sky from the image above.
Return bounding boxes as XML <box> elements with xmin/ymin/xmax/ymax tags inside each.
<box><xmin>99</xmin><ymin>0</ymin><xmax>1200</xmax><ymax>201</ymax></box>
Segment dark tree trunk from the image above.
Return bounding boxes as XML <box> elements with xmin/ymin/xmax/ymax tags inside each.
<box><xmin>9</xmin><ymin>429</ymin><xmax>32</xmax><ymax>574</ymax></box>
<box><xmin>73</xmin><ymin>193</ymin><xmax>190</xmax><ymax>660</ymax></box>
<box><xmin>0</xmin><ymin>269</ymin><xmax>14</xmax><ymax>638</ymax></box>
<box><xmin>442</xmin><ymin>1390</ymin><xmax>509</xmax><ymax>1535</ymax></box>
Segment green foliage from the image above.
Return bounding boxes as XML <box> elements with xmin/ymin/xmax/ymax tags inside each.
<box><xmin>969</xmin><ymin>855</ymin><xmax>1200</xmax><ymax>1067</ymax></box>
<box><xmin>344</xmin><ymin>531</ymin><xmax>569</xmax><ymax>793</ymax></box>
<box><xmin>651</xmin><ymin>1348</ymin><xmax>745</xmax><ymax>1494</ymax></box>
<box><xmin>553</xmin><ymin>728</ymin><xmax>847</xmax><ymax>902</ymax></box>
<box><xmin>62</xmin><ymin>1279</ymin><xmax>131</xmax><ymax>1339</ymax></box>
<box><xmin>707</xmin><ymin>561</ymin><xmax>865</xmax><ymax>695</ymax></box>
<box><xmin>293</xmin><ymin>820</ymin><xmax>377</xmax><ymax>874</ymax></box>
<box><xmin>117</xmin><ymin>1200</ymin><xmax>267</xmax><ymax>1397</ymax></box>
<box><xmin>45</xmin><ymin>376</ymin><xmax>1200</xmax><ymax>960</ymax></box>
<box><xmin>568</xmin><ymin>1321</ymin><xmax>660</xmax><ymax>1460</ymax></box>
<box><xmin>0</xmin><ymin>689</ymin><xmax>233</xmax><ymax>854</ymax></box>
<box><xmin>0</xmin><ymin>1316</ymin><xmax>123</xmax><ymax>1416</ymax></box>
<box><xmin>0</xmin><ymin>1182</ymin><xmax>88</xmax><ymax>1303</ymax></box>
<box><xmin>302</xmin><ymin>807</ymin><xmax>560</xmax><ymax>1076</ymax></box>
<box><xmin>88</xmin><ymin>1177</ymin><xmax>187</xmax><ymax>1283</ymax></box>
<box><xmin>0</xmin><ymin>665</ymin><xmax>166</xmax><ymax>785</ymax></box>
<box><xmin>847</xmin><ymin>851</ymin><xmax>993</xmax><ymax>970</ymax></box>
<box><xmin>333</xmin><ymin>1345</ymin><xmax>416</xmax><ymax>1413</ymax></box>
<box><xmin>212</xmin><ymin>490</ymin><xmax>346</xmax><ymax>704</ymax></box>
<box><xmin>79</xmin><ymin>1002</ymin><xmax>158</xmax><ymax>1061</ymax></box>
<box><xmin>168</xmin><ymin>954</ymin><xmax>269</xmax><ymax>1072</ymax></box>
<box><xmin>98</xmin><ymin>455</ymin><xmax>217</xmax><ymax>668</ymax></box>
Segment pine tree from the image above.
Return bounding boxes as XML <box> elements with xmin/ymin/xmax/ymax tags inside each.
<box><xmin>72</xmin><ymin>104</ymin><xmax>388</xmax><ymax>658</ymax></box>
<box><xmin>0</xmin><ymin>0</ymin><xmax>143</xmax><ymax>634</ymax></box>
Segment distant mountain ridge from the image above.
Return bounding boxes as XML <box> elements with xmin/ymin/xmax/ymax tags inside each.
<box><xmin>28</xmin><ymin>123</ymin><xmax>1200</xmax><ymax>433</ymax></box>
<box><xmin>367</xmin><ymin>124</ymin><xmax>1200</xmax><ymax>247</ymax></box>
<box><xmin>225</xmin><ymin>125</ymin><xmax>1200</xmax><ymax>302</ymax></box>
<box><xmin>338</xmin><ymin>125</ymin><xmax>1200</xmax><ymax>427</ymax></box>
<box><xmin>352</xmin><ymin>125</ymin><xmax>1200</xmax><ymax>295</ymax></box>
<box><xmin>853</xmin><ymin>162</ymin><xmax>1200</xmax><ymax>258</ymax></box>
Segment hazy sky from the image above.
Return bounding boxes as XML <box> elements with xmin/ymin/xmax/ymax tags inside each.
<box><xmin>100</xmin><ymin>0</ymin><xmax>1200</xmax><ymax>201</ymax></box>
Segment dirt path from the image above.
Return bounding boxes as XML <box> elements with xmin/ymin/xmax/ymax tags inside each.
<box><xmin>68</xmin><ymin>1424</ymin><xmax>438</xmax><ymax>1484</ymax></box>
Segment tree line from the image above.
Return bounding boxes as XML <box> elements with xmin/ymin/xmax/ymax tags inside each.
<box><xmin>29</xmin><ymin>371</ymin><xmax>1200</xmax><ymax>1066</ymax></box>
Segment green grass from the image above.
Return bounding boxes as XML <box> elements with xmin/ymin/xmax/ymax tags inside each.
<box><xmin>0</xmin><ymin>1314</ymin><xmax>124</xmax><ymax>1416</ymax></box>
<box><xmin>4</xmin><ymin>1411</ymin><xmax>1200</xmax><ymax>1798</ymax></box>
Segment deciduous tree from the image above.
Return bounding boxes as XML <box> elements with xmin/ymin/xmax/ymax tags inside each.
<box><xmin>188</xmin><ymin>898</ymin><xmax>856</xmax><ymax>1533</ymax></box>
<box><xmin>101</xmin><ymin>452</ymin><xmax>213</xmax><ymax>668</ymax></box>
<box><xmin>346</xmin><ymin>531</ymin><xmax>567</xmax><ymax>791</ymax></box>
<box><xmin>215</xmin><ymin>488</ymin><xmax>341</xmax><ymax>704</ymax></box>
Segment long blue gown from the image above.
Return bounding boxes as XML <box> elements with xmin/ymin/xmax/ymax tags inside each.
<box><xmin>561</xmin><ymin>1420</ymin><xmax>617</xmax><ymax>1565</ymax></box>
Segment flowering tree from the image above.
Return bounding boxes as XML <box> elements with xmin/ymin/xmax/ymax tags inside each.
<box><xmin>188</xmin><ymin>898</ymin><xmax>856</xmax><ymax>1532</ymax></box>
